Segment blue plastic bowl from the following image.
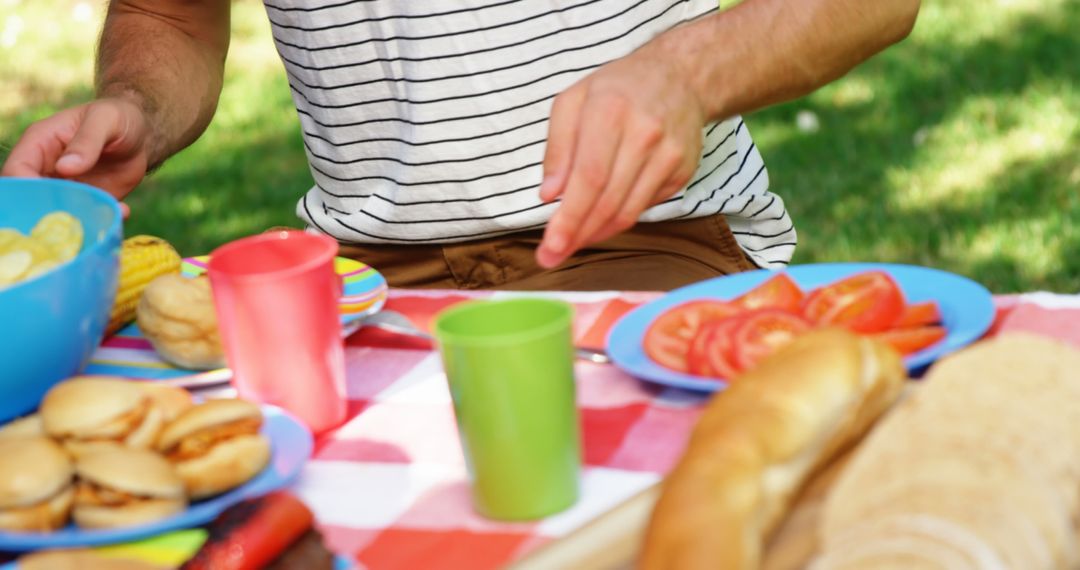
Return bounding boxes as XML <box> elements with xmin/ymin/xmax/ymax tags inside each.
<box><xmin>0</xmin><ymin>178</ymin><xmax>122</xmax><ymax>422</ymax></box>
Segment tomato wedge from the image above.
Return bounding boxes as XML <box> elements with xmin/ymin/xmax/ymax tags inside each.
<box><xmin>687</xmin><ymin>317</ymin><xmax>744</xmax><ymax>379</ymax></box>
<box><xmin>732</xmin><ymin>309</ymin><xmax>812</xmax><ymax>372</ymax></box>
<box><xmin>735</xmin><ymin>273</ymin><xmax>805</xmax><ymax>313</ymax></box>
<box><xmin>644</xmin><ymin>300</ymin><xmax>739</xmax><ymax>372</ymax></box>
<box><xmin>874</xmin><ymin>326</ymin><xmax>947</xmax><ymax>355</ymax></box>
<box><xmin>802</xmin><ymin>271</ymin><xmax>905</xmax><ymax>333</ymax></box>
<box><xmin>894</xmin><ymin>301</ymin><xmax>942</xmax><ymax>328</ymax></box>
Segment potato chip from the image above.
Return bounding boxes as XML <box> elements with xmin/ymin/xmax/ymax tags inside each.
<box><xmin>0</xmin><ymin>211</ymin><xmax>86</xmax><ymax>289</ymax></box>
<box><xmin>0</xmin><ymin>229</ymin><xmax>24</xmax><ymax>255</ymax></box>
<box><xmin>31</xmin><ymin>211</ymin><xmax>83</xmax><ymax>262</ymax></box>
<box><xmin>25</xmin><ymin>260</ymin><xmax>60</xmax><ymax>280</ymax></box>
<box><xmin>0</xmin><ymin>229</ymin><xmax>53</xmax><ymax>264</ymax></box>
<box><xmin>6</xmin><ymin>233</ymin><xmax>55</xmax><ymax>266</ymax></box>
<box><xmin>0</xmin><ymin>251</ymin><xmax>32</xmax><ymax>287</ymax></box>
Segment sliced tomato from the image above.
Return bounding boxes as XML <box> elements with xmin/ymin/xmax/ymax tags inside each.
<box><xmin>644</xmin><ymin>300</ymin><xmax>740</xmax><ymax>372</ymax></box>
<box><xmin>687</xmin><ymin>316</ymin><xmax>744</xmax><ymax>379</ymax></box>
<box><xmin>687</xmin><ymin>321</ymin><xmax>718</xmax><ymax>377</ymax></box>
<box><xmin>894</xmin><ymin>301</ymin><xmax>942</xmax><ymax>328</ymax></box>
<box><xmin>735</xmin><ymin>273</ymin><xmax>805</xmax><ymax>313</ymax></box>
<box><xmin>802</xmin><ymin>271</ymin><xmax>905</xmax><ymax>333</ymax></box>
<box><xmin>732</xmin><ymin>309</ymin><xmax>812</xmax><ymax>372</ymax></box>
<box><xmin>873</xmin><ymin>326</ymin><xmax>947</xmax><ymax>355</ymax></box>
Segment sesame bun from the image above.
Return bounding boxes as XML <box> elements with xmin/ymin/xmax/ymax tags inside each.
<box><xmin>176</xmin><ymin>434</ymin><xmax>272</xmax><ymax>499</ymax></box>
<box><xmin>0</xmin><ymin>438</ymin><xmax>75</xmax><ymax>532</ymax></box>
<box><xmin>73</xmin><ymin>448</ymin><xmax>187</xmax><ymax>530</ymax></box>
<box><xmin>157</xmin><ymin>399</ymin><xmax>263</xmax><ymax>452</ymax></box>
<box><xmin>0</xmin><ymin>414</ymin><xmax>44</xmax><ymax>440</ymax></box>
<box><xmin>40</xmin><ymin>377</ymin><xmax>146</xmax><ymax>439</ymax></box>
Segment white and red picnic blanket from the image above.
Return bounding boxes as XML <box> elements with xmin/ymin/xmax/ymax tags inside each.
<box><xmin>291</xmin><ymin>289</ymin><xmax>1080</xmax><ymax>570</ymax></box>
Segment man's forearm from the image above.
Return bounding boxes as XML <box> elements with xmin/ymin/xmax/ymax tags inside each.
<box><xmin>663</xmin><ymin>0</ymin><xmax>920</xmax><ymax>122</ymax></box>
<box><xmin>96</xmin><ymin>0</ymin><xmax>231</xmax><ymax>169</ymax></box>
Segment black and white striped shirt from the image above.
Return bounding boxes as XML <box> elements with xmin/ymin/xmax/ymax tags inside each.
<box><xmin>264</xmin><ymin>0</ymin><xmax>797</xmax><ymax>267</ymax></box>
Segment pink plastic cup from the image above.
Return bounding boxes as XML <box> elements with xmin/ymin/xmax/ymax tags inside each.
<box><xmin>207</xmin><ymin>231</ymin><xmax>346</xmax><ymax>433</ymax></box>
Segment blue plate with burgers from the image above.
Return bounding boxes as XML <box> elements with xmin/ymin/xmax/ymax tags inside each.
<box><xmin>0</xmin><ymin>377</ymin><xmax>313</xmax><ymax>551</ymax></box>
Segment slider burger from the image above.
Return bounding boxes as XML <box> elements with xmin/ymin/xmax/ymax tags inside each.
<box><xmin>73</xmin><ymin>447</ymin><xmax>187</xmax><ymax>529</ymax></box>
<box><xmin>156</xmin><ymin>399</ymin><xmax>271</xmax><ymax>499</ymax></box>
<box><xmin>135</xmin><ymin>381</ymin><xmax>194</xmax><ymax>423</ymax></box>
<box><xmin>40</xmin><ymin>376</ymin><xmax>166</xmax><ymax>456</ymax></box>
<box><xmin>0</xmin><ymin>437</ymin><xmax>75</xmax><ymax>532</ymax></box>
<box><xmin>0</xmin><ymin>414</ymin><xmax>44</xmax><ymax>440</ymax></box>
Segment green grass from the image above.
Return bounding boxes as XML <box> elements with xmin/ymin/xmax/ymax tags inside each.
<box><xmin>751</xmin><ymin>0</ymin><xmax>1080</xmax><ymax>293</ymax></box>
<box><xmin>2</xmin><ymin>0</ymin><xmax>1077</xmax><ymax>292</ymax></box>
<box><xmin>0</xmin><ymin>0</ymin><xmax>311</xmax><ymax>252</ymax></box>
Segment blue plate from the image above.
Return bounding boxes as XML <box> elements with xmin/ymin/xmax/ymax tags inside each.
<box><xmin>0</xmin><ymin>405</ymin><xmax>312</xmax><ymax>551</ymax></box>
<box><xmin>606</xmin><ymin>263</ymin><xmax>996</xmax><ymax>392</ymax></box>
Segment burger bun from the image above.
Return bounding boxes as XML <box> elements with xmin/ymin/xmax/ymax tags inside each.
<box><xmin>176</xmin><ymin>434</ymin><xmax>271</xmax><ymax>499</ymax></box>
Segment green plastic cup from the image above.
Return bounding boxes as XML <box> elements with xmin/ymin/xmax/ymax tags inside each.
<box><xmin>433</xmin><ymin>298</ymin><xmax>581</xmax><ymax>521</ymax></box>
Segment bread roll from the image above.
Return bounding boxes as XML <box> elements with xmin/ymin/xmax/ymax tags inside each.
<box><xmin>641</xmin><ymin>328</ymin><xmax>907</xmax><ymax>569</ymax></box>
<box><xmin>815</xmin><ymin>333</ymin><xmax>1080</xmax><ymax>570</ymax></box>
<box><xmin>137</xmin><ymin>274</ymin><xmax>225</xmax><ymax>370</ymax></box>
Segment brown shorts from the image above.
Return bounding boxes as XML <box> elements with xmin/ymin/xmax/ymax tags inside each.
<box><xmin>336</xmin><ymin>214</ymin><xmax>758</xmax><ymax>292</ymax></box>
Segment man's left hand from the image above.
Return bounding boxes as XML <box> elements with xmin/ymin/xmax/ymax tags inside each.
<box><xmin>536</xmin><ymin>37</ymin><xmax>706</xmax><ymax>269</ymax></box>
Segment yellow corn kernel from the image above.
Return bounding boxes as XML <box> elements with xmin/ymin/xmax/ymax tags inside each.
<box><xmin>107</xmin><ymin>235</ymin><xmax>182</xmax><ymax>335</ymax></box>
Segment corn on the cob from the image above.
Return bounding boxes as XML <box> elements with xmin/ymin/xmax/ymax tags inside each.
<box><xmin>106</xmin><ymin>235</ymin><xmax>182</xmax><ymax>335</ymax></box>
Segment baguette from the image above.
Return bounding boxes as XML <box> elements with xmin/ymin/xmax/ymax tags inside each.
<box><xmin>814</xmin><ymin>333</ymin><xmax>1080</xmax><ymax>570</ymax></box>
<box><xmin>640</xmin><ymin>328</ymin><xmax>907</xmax><ymax>570</ymax></box>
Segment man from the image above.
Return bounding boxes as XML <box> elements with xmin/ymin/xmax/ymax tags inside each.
<box><xmin>2</xmin><ymin>0</ymin><xmax>919</xmax><ymax>290</ymax></box>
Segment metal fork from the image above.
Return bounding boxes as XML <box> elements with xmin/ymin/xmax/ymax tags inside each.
<box><xmin>363</xmin><ymin>309</ymin><xmax>611</xmax><ymax>364</ymax></box>
<box><xmin>168</xmin><ymin>308</ymin><xmax>612</xmax><ymax>391</ymax></box>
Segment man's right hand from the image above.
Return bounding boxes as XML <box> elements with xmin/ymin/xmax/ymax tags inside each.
<box><xmin>1</xmin><ymin>97</ymin><xmax>152</xmax><ymax>199</ymax></box>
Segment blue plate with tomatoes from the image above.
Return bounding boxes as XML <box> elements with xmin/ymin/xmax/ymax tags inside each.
<box><xmin>605</xmin><ymin>263</ymin><xmax>996</xmax><ymax>392</ymax></box>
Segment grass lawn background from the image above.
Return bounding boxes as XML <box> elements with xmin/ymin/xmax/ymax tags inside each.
<box><xmin>2</xmin><ymin>0</ymin><xmax>1077</xmax><ymax>293</ymax></box>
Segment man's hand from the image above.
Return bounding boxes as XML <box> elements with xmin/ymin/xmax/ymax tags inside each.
<box><xmin>536</xmin><ymin>0</ymin><xmax>920</xmax><ymax>269</ymax></box>
<box><xmin>536</xmin><ymin>40</ymin><xmax>705</xmax><ymax>269</ymax></box>
<box><xmin>2</xmin><ymin>97</ymin><xmax>152</xmax><ymax>199</ymax></box>
<box><xmin>3</xmin><ymin>0</ymin><xmax>231</xmax><ymax>203</ymax></box>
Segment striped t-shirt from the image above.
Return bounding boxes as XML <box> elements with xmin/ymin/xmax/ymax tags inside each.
<box><xmin>263</xmin><ymin>0</ymin><xmax>797</xmax><ymax>268</ymax></box>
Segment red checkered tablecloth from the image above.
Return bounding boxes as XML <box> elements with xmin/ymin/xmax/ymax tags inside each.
<box><xmin>292</xmin><ymin>289</ymin><xmax>1080</xmax><ymax>570</ymax></box>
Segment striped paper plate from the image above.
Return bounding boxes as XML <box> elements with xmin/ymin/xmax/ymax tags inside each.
<box><xmin>83</xmin><ymin>256</ymin><xmax>387</xmax><ymax>380</ymax></box>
